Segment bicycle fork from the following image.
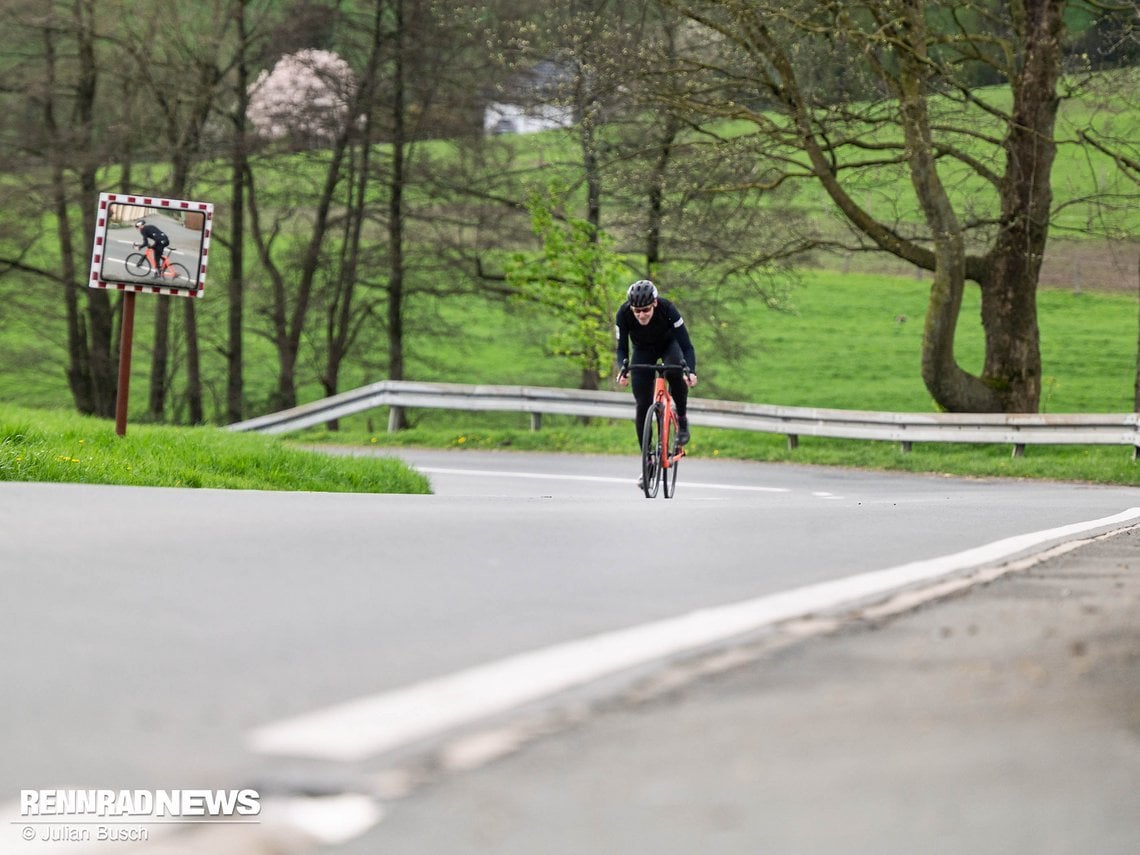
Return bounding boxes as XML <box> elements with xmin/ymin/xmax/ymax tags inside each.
<box><xmin>660</xmin><ymin>403</ymin><xmax>681</xmax><ymax>467</ymax></box>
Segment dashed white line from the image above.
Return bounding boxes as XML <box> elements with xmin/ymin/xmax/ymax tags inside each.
<box><xmin>417</xmin><ymin>467</ymin><xmax>789</xmax><ymax>493</ymax></box>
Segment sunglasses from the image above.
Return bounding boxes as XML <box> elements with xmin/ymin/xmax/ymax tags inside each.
<box><xmin>631</xmin><ymin>304</ymin><xmax>654</xmax><ymax>314</ymax></box>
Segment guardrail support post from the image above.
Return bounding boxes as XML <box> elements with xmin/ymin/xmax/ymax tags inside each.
<box><xmin>530</xmin><ymin>413</ymin><xmax>542</xmax><ymax>431</ymax></box>
<box><xmin>1012</xmin><ymin>443</ymin><xmax>1025</xmax><ymax>458</ymax></box>
<box><xmin>900</xmin><ymin>441</ymin><xmax>913</xmax><ymax>453</ymax></box>
<box><xmin>787</xmin><ymin>434</ymin><xmax>798</xmax><ymax>450</ymax></box>
<box><xmin>388</xmin><ymin>406</ymin><xmax>404</xmax><ymax>433</ymax></box>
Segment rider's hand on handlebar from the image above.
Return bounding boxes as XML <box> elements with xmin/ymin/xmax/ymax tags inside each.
<box><xmin>616</xmin><ymin>362</ymin><xmax>630</xmax><ymax>387</ymax></box>
<box><xmin>685</xmin><ymin>372</ymin><xmax>698</xmax><ymax>388</ymax></box>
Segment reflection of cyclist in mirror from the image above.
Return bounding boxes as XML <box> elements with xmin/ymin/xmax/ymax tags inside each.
<box><xmin>615</xmin><ymin>279</ymin><xmax>699</xmax><ymax>446</ymax></box>
<box><xmin>133</xmin><ymin>219</ymin><xmax>170</xmax><ymax>278</ymax></box>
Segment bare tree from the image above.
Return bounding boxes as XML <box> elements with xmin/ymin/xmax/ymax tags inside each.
<box><xmin>0</xmin><ymin>0</ymin><xmax>117</xmax><ymax>417</ymax></box>
<box><xmin>225</xmin><ymin>0</ymin><xmax>256</xmax><ymax>424</ymax></box>
<box><xmin>321</xmin><ymin>0</ymin><xmax>506</xmax><ymax>423</ymax></box>
<box><xmin>110</xmin><ymin>2</ymin><xmax>246</xmax><ymax>424</ymax></box>
<box><xmin>661</xmin><ymin>0</ymin><xmax>1136</xmax><ymax>413</ymax></box>
<box><xmin>317</xmin><ymin>2</ymin><xmax>387</xmax><ymax>420</ymax></box>
<box><xmin>244</xmin><ymin>41</ymin><xmax>362</xmax><ymax>411</ymax></box>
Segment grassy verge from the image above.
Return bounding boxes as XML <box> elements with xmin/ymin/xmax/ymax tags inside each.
<box><xmin>298</xmin><ymin>411</ymin><xmax>1140</xmax><ymax>487</ymax></box>
<box><xmin>0</xmin><ymin>404</ymin><xmax>430</xmax><ymax>494</ymax></box>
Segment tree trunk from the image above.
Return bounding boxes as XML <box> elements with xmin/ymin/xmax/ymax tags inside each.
<box><xmin>975</xmin><ymin>0</ymin><xmax>1064</xmax><ymax>413</ymax></box>
<box><xmin>865</xmin><ymin>0</ymin><xmax>1061</xmax><ymax>413</ymax></box>
<box><xmin>227</xmin><ymin>156</ymin><xmax>247</xmax><ymax>423</ymax></box>
<box><xmin>55</xmin><ymin>160</ymin><xmax>94</xmax><ymax>414</ymax></box>
<box><xmin>148</xmin><ymin>300</ymin><xmax>171</xmax><ymax>420</ymax></box>
<box><xmin>387</xmin><ymin>0</ymin><xmax>408</xmax><ymax>430</ymax></box>
<box><xmin>226</xmin><ymin>2</ymin><xmax>251</xmax><ymax>425</ymax></box>
<box><xmin>184</xmin><ymin>300</ymin><xmax>203</xmax><ymax>424</ymax></box>
<box><xmin>42</xmin><ymin>8</ymin><xmax>94</xmax><ymax>414</ymax></box>
<box><xmin>646</xmin><ymin>113</ymin><xmax>680</xmax><ymax>276</ymax></box>
<box><xmin>579</xmin><ymin>80</ymin><xmax>603</xmax><ymax>395</ymax></box>
<box><xmin>49</xmin><ymin>1</ymin><xmax>116</xmax><ymax>418</ymax></box>
<box><xmin>897</xmin><ymin>0</ymin><xmax>997</xmax><ymax>412</ymax></box>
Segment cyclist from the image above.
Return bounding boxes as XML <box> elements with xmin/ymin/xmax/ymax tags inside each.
<box><xmin>615</xmin><ymin>279</ymin><xmax>698</xmax><ymax>460</ymax></box>
<box><xmin>133</xmin><ymin>219</ymin><xmax>170</xmax><ymax>278</ymax></box>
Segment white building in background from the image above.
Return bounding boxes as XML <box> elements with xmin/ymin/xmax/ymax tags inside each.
<box><xmin>483</xmin><ymin>101</ymin><xmax>574</xmax><ymax>135</ymax></box>
<box><xmin>483</xmin><ymin>60</ymin><xmax>576</xmax><ymax>136</ymax></box>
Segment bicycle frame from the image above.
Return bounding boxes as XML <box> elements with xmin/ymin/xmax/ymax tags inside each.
<box><xmin>125</xmin><ymin>246</ymin><xmax>192</xmax><ymax>286</ymax></box>
<box><xmin>143</xmin><ymin>246</ymin><xmax>170</xmax><ymax>273</ymax></box>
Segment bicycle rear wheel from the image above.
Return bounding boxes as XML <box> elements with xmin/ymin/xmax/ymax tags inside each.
<box><xmin>640</xmin><ymin>405</ymin><xmax>662</xmax><ymax>498</ymax></box>
<box><xmin>124</xmin><ymin>253</ymin><xmax>151</xmax><ymax>277</ymax></box>
<box><xmin>167</xmin><ymin>262</ymin><xmax>191</xmax><ymax>284</ymax></box>
<box><xmin>662</xmin><ymin>416</ymin><xmax>680</xmax><ymax>499</ymax></box>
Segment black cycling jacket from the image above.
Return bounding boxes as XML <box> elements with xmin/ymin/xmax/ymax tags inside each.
<box><xmin>139</xmin><ymin>224</ymin><xmax>169</xmax><ymax>247</ymax></box>
<box><xmin>614</xmin><ymin>297</ymin><xmax>696</xmax><ymax>372</ymax></box>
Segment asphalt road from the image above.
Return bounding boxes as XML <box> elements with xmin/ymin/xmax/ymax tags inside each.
<box><xmin>1</xmin><ymin>450</ymin><xmax>1137</xmax><ymax>853</ymax></box>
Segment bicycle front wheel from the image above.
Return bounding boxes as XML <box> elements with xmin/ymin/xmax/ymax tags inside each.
<box><xmin>640</xmin><ymin>405</ymin><xmax>663</xmax><ymax>498</ymax></box>
<box><xmin>124</xmin><ymin>253</ymin><xmax>151</xmax><ymax>277</ymax></box>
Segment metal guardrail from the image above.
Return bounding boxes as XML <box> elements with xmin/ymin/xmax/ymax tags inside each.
<box><xmin>228</xmin><ymin>379</ymin><xmax>1140</xmax><ymax>458</ymax></box>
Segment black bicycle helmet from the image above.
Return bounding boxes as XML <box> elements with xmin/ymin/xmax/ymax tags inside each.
<box><xmin>627</xmin><ymin>279</ymin><xmax>657</xmax><ymax>307</ymax></box>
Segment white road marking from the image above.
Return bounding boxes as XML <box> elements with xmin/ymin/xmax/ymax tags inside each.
<box><xmin>247</xmin><ymin>507</ymin><xmax>1140</xmax><ymax>763</ymax></box>
<box><xmin>418</xmin><ymin>467</ymin><xmax>790</xmax><ymax>493</ymax></box>
<box><xmin>682</xmin><ymin>480</ymin><xmax>790</xmax><ymax>493</ymax></box>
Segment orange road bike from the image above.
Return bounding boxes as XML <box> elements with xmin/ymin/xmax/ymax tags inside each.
<box><xmin>625</xmin><ymin>362</ymin><xmax>690</xmax><ymax>499</ymax></box>
<box><xmin>125</xmin><ymin>245</ymin><xmax>190</xmax><ymax>283</ymax></box>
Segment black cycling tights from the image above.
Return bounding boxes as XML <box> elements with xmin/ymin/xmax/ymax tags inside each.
<box><xmin>629</xmin><ymin>342</ymin><xmax>688</xmax><ymax>448</ymax></box>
